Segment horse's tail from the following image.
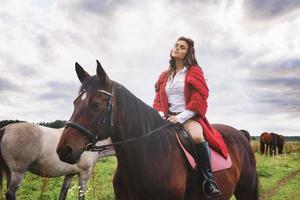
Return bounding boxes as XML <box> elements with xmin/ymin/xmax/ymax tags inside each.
<box><xmin>0</xmin><ymin>128</ymin><xmax>5</xmax><ymax>199</ymax></box>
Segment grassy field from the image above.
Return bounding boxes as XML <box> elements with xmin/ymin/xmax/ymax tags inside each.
<box><xmin>1</xmin><ymin>142</ymin><xmax>300</xmax><ymax>200</ymax></box>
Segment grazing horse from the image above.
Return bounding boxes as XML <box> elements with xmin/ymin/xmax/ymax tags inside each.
<box><xmin>260</xmin><ymin>132</ymin><xmax>284</xmax><ymax>156</ymax></box>
<box><xmin>275</xmin><ymin>134</ymin><xmax>285</xmax><ymax>154</ymax></box>
<box><xmin>0</xmin><ymin>122</ymin><xmax>114</xmax><ymax>200</ymax></box>
<box><xmin>57</xmin><ymin>61</ymin><xmax>258</xmax><ymax>200</ymax></box>
<box><xmin>260</xmin><ymin>132</ymin><xmax>272</xmax><ymax>156</ymax></box>
<box><xmin>270</xmin><ymin>133</ymin><xmax>285</xmax><ymax>155</ymax></box>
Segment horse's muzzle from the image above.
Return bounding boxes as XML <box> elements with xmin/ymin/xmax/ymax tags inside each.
<box><xmin>57</xmin><ymin>145</ymin><xmax>79</xmax><ymax>164</ymax></box>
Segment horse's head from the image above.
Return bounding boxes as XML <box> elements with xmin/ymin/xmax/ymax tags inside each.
<box><xmin>57</xmin><ymin>60</ymin><xmax>114</xmax><ymax>164</ymax></box>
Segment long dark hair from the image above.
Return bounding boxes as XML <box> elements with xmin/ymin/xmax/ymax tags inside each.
<box><xmin>168</xmin><ymin>36</ymin><xmax>199</xmax><ymax>76</ymax></box>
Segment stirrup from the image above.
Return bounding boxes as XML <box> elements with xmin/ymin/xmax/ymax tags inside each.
<box><xmin>202</xmin><ymin>179</ymin><xmax>222</xmax><ymax>199</ymax></box>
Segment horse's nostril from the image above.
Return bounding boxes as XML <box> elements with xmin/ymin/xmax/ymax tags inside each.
<box><xmin>57</xmin><ymin>145</ymin><xmax>73</xmax><ymax>160</ymax></box>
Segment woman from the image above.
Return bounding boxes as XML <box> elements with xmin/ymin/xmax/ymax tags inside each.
<box><xmin>153</xmin><ymin>36</ymin><xmax>228</xmax><ymax>199</ymax></box>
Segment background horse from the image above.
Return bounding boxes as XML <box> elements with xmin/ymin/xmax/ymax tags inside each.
<box><xmin>0</xmin><ymin>122</ymin><xmax>114</xmax><ymax>200</ymax></box>
<box><xmin>260</xmin><ymin>132</ymin><xmax>273</xmax><ymax>156</ymax></box>
<box><xmin>57</xmin><ymin>61</ymin><xmax>258</xmax><ymax>200</ymax></box>
<box><xmin>276</xmin><ymin>134</ymin><xmax>285</xmax><ymax>154</ymax></box>
<box><xmin>270</xmin><ymin>132</ymin><xmax>285</xmax><ymax>155</ymax></box>
<box><xmin>260</xmin><ymin>132</ymin><xmax>284</xmax><ymax>156</ymax></box>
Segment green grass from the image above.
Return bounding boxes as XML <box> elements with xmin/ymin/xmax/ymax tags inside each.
<box><xmin>256</xmin><ymin>153</ymin><xmax>300</xmax><ymax>194</ymax></box>
<box><xmin>271</xmin><ymin>173</ymin><xmax>300</xmax><ymax>200</ymax></box>
<box><xmin>1</xmin><ymin>157</ymin><xmax>117</xmax><ymax>200</ymax></box>
<box><xmin>1</xmin><ymin>146</ymin><xmax>300</xmax><ymax>199</ymax></box>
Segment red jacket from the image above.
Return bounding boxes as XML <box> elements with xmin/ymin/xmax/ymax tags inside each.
<box><xmin>153</xmin><ymin>65</ymin><xmax>228</xmax><ymax>158</ymax></box>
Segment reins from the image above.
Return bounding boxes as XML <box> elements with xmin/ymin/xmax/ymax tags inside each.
<box><xmin>86</xmin><ymin>123</ymin><xmax>173</xmax><ymax>152</ymax></box>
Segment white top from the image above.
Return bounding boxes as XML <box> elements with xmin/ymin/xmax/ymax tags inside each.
<box><xmin>159</xmin><ymin>67</ymin><xmax>195</xmax><ymax>124</ymax></box>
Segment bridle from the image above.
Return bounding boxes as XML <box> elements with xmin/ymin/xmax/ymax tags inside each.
<box><xmin>65</xmin><ymin>87</ymin><xmax>114</xmax><ymax>151</ymax></box>
<box><xmin>65</xmin><ymin>85</ymin><xmax>173</xmax><ymax>152</ymax></box>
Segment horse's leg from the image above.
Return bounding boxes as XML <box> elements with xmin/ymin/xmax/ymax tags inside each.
<box><xmin>78</xmin><ymin>168</ymin><xmax>93</xmax><ymax>200</ymax></box>
<box><xmin>260</xmin><ymin>142</ymin><xmax>264</xmax><ymax>155</ymax></box>
<box><xmin>5</xmin><ymin>171</ymin><xmax>24</xmax><ymax>200</ymax></box>
<box><xmin>279</xmin><ymin>145</ymin><xmax>283</xmax><ymax>154</ymax></box>
<box><xmin>234</xmin><ymin>175</ymin><xmax>258</xmax><ymax>200</ymax></box>
<box><xmin>113</xmin><ymin>167</ymin><xmax>131</xmax><ymax>200</ymax></box>
<box><xmin>59</xmin><ymin>174</ymin><xmax>74</xmax><ymax>200</ymax></box>
<box><xmin>269</xmin><ymin>143</ymin><xmax>274</xmax><ymax>157</ymax></box>
<box><xmin>5</xmin><ymin>170</ymin><xmax>11</xmax><ymax>192</ymax></box>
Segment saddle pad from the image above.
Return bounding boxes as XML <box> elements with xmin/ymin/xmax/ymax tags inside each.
<box><xmin>176</xmin><ymin>134</ymin><xmax>232</xmax><ymax>172</ymax></box>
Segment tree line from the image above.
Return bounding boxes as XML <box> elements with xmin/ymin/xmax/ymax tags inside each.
<box><xmin>0</xmin><ymin>120</ymin><xmax>66</xmax><ymax>129</ymax></box>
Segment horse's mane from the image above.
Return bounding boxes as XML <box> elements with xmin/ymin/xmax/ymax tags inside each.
<box><xmin>113</xmin><ymin>81</ymin><xmax>176</xmax><ymax>159</ymax></box>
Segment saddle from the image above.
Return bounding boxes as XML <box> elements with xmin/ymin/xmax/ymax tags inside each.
<box><xmin>173</xmin><ymin>124</ymin><xmax>232</xmax><ymax>172</ymax></box>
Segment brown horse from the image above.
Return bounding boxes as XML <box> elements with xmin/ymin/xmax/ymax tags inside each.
<box><xmin>260</xmin><ymin>132</ymin><xmax>273</xmax><ymax>156</ymax></box>
<box><xmin>275</xmin><ymin>134</ymin><xmax>285</xmax><ymax>154</ymax></box>
<box><xmin>57</xmin><ymin>61</ymin><xmax>258</xmax><ymax>200</ymax></box>
<box><xmin>269</xmin><ymin>132</ymin><xmax>285</xmax><ymax>155</ymax></box>
<box><xmin>260</xmin><ymin>132</ymin><xmax>284</xmax><ymax>156</ymax></box>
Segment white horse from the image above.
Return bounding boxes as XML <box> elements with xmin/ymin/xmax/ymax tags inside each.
<box><xmin>0</xmin><ymin>122</ymin><xmax>114</xmax><ymax>200</ymax></box>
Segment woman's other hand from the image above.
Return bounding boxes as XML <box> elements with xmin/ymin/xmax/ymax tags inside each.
<box><xmin>167</xmin><ymin>115</ymin><xmax>178</xmax><ymax>124</ymax></box>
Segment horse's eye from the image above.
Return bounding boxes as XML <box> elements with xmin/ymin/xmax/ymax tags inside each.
<box><xmin>92</xmin><ymin>102</ymin><xmax>101</xmax><ymax>109</ymax></box>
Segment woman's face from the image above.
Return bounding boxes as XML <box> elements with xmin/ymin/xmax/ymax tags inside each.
<box><xmin>171</xmin><ymin>40</ymin><xmax>189</xmax><ymax>60</ymax></box>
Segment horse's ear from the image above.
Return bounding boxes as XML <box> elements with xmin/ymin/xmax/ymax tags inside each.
<box><xmin>75</xmin><ymin>62</ymin><xmax>91</xmax><ymax>83</ymax></box>
<box><xmin>96</xmin><ymin>60</ymin><xmax>109</xmax><ymax>85</ymax></box>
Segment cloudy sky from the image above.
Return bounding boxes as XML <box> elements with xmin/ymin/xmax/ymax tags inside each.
<box><xmin>0</xmin><ymin>0</ymin><xmax>299</xmax><ymax>136</ymax></box>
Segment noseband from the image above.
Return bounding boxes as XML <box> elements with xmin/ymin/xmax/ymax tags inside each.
<box><xmin>65</xmin><ymin>87</ymin><xmax>114</xmax><ymax>149</ymax></box>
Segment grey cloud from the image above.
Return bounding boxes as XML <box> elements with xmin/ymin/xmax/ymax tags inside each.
<box><xmin>79</xmin><ymin>0</ymin><xmax>124</xmax><ymax>14</ymax></box>
<box><xmin>199</xmin><ymin>46</ymin><xmax>244</xmax><ymax>61</ymax></box>
<box><xmin>252</xmin><ymin>59</ymin><xmax>300</xmax><ymax>78</ymax></box>
<box><xmin>0</xmin><ymin>77</ymin><xmax>21</xmax><ymax>92</ymax></box>
<box><xmin>246</xmin><ymin>58</ymin><xmax>300</xmax><ymax>116</ymax></box>
<box><xmin>256</xmin><ymin>59</ymin><xmax>300</xmax><ymax>70</ymax></box>
<box><xmin>34</xmin><ymin>32</ymin><xmax>59</xmax><ymax>65</ymax></box>
<box><xmin>38</xmin><ymin>92</ymin><xmax>71</xmax><ymax>101</ymax></box>
<box><xmin>17</xmin><ymin>65</ymin><xmax>38</xmax><ymax>77</ymax></box>
<box><xmin>253</xmin><ymin>77</ymin><xmax>300</xmax><ymax>89</ymax></box>
<box><xmin>244</xmin><ymin>0</ymin><xmax>300</xmax><ymax>19</ymax></box>
<box><xmin>46</xmin><ymin>81</ymin><xmax>76</xmax><ymax>91</ymax></box>
<box><xmin>0</xmin><ymin>76</ymin><xmax>22</xmax><ymax>106</ymax></box>
<box><xmin>37</xmin><ymin>81</ymin><xmax>77</xmax><ymax>102</ymax></box>
<box><xmin>60</xmin><ymin>0</ymin><xmax>127</xmax><ymax>16</ymax></box>
<box><xmin>36</xmin><ymin>34</ymin><xmax>50</xmax><ymax>49</ymax></box>
<box><xmin>277</xmin><ymin>59</ymin><xmax>300</xmax><ymax>69</ymax></box>
<box><xmin>249</xmin><ymin>77</ymin><xmax>300</xmax><ymax>115</ymax></box>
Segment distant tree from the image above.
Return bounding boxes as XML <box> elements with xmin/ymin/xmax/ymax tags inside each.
<box><xmin>0</xmin><ymin>120</ymin><xmax>25</xmax><ymax>128</ymax></box>
<box><xmin>38</xmin><ymin>120</ymin><xmax>66</xmax><ymax>128</ymax></box>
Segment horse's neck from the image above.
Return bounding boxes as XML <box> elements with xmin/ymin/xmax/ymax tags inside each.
<box><xmin>112</xmin><ymin>86</ymin><xmax>177</xmax><ymax>164</ymax></box>
<box><xmin>114</xmin><ymin>103</ymin><xmax>165</xmax><ymax>140</ymax></box>
<box><xmin>112</xmin><ymin>118</ymin><xmax>176</xmax><ymax>167</ymax></box>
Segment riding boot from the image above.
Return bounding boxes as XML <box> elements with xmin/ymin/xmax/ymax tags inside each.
<box><xmin>195</xmin><ymin>142</ymin><xmax>221</xmax><ymax>199</ymax></box>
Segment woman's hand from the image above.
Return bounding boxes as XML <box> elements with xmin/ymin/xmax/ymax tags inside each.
<box><xmin>167</xmin><ymin>115</ymin><xmax>178</xmax><ymax>124</ymax></box>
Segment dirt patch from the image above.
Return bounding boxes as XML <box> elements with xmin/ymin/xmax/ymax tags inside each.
<box><xmin>260</xmin><ymin>168</ymin><xmax>300</xmax><ymax>200</ymax></box>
